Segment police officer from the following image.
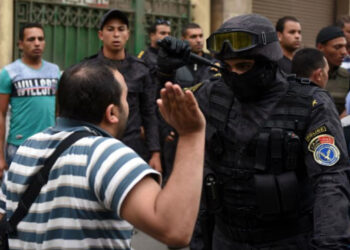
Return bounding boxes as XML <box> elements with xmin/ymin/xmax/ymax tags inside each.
<box><xmin>157</xmin><ymin>14</ymin><xmax>350</xmax><ymax>250</ymax></box>
<box><xmin>87</xmin><ymin>9</ymin><xmax>161</xmax><ymax>172</ymax></box>
<box><xmin>138</xmin><ymin>19</ymin><xmax>171</xmax><ymax>81</ymax></box>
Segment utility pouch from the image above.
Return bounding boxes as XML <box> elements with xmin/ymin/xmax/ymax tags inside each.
<box><xmin>276</xmin><ymin>171</ymin><xmax>299</xmax><ymax>214</ymax></box>
<box><xmin>254</xmin><ymin>174</ymin><xmax>281</xmax><ymax>217</ymax></box>
<box><xmin>270</xmin><ymin>128</ymin><xmax>283</xmax><ymax>173</ymax></box>
<box><xmin>284</xmin><ymin>131</ymin><xmax>301</xmax><ymax>171</ymax></box>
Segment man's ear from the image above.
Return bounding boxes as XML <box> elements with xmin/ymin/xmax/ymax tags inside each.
<box><xmin>316</xmin><ymin>43</ymin><xmax>324</xmax><ymax>51</ymax></box>
<box><xmin>98</xmin><ymin>30</ymin><xmax>104</xmax><ymax>42</ymax></box>
<box><xmin>311</xmin><ymin>68</ymin><xmax>322</xmax><ymax>83</ymax></box>
<box><xmin>105</xmin><ymin>104</ymin><xmax>119</xmax><ymax>124</ymax></box>
<box><xmin>18</xmin><ymin>40</ymin><xmax>23</xmax><ymax>50</ymax></box>
<box><xmin>277</xmin><ymin>31</ymin><xmax>283</xmax><ymax>42</ymax></box>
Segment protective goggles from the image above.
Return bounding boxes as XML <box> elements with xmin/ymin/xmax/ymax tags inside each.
<box><xmin>207</xmin><ymin>29</ymin><xmax>278</xmax><ymax>53</ymax></box>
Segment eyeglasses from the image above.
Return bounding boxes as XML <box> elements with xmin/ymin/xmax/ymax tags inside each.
<box><xmin>155</xmin><ymin>19</ymin><xmax>171</xmax><ymax>26</ymax></box>
<box><xmin>207</xmin><ymin>29</ymin><xmax>278</xmax><ymax>53</ymax></box>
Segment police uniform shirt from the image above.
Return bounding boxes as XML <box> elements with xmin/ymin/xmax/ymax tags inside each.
<box><xmin>175</xmin><ymin>52</ymin><xmax>216</xmax><ymax>89</ymax></box>
<box><xmin>139</xmin><ymin>47</ymin><xmax>158</xmax><ymax>74</ymax></box>
<box><xmin>277</xmin><ymin>55</ymin><xmax>292</xmax><ymax>74</ymax></box>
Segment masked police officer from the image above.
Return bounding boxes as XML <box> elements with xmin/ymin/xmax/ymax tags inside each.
<box><xmin>157</xmin><ymin>14</ymin><xmax>350</xmax><ymax>250</ymax></box>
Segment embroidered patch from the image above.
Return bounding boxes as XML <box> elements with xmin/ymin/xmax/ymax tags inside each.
<box><xmin>305</xmin><ymin>125</ymin><xmax>328</xmax><ymax>142</ymax></box>
<box><xmin>308</xmin><ymin>134</ymin><xmax>340</xmax><ymax>166</ymax></box>
<box><xmin>312</xmin><ymin>99</ymin><xmax>318</xmax><ymax>107</ymax></box>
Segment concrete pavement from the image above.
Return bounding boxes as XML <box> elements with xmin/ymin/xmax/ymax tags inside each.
<box><xmin>131</xmin><ymin>230</ymin><xmax>190</xmax><ymax>250</ymax></box>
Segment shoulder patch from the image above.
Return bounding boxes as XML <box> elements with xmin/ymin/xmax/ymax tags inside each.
<box><xmin>308</xmin><ymin>134</ymin><xmax>340</xmax><ymax>166</ymax></box>
<box><xmin>137</xmin><ymin>50</ymin><xmax>145</xmax><ymax>59</ymax></box>
<box><xmin>184</xmin><ymin>82</ymin><xmax>204</xmax><ymax>92</ymax></box>
<box><xmin>305</xmin><ymin>125</ymin><xmax>327</xmax><ymax>142</ymax></box>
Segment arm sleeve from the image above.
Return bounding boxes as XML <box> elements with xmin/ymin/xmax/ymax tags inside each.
<box><xmin>140</xmin><ymin>71</ymin><xmax>160</xmax><ymax>152</ymax></box>
<box><xmin>0</xmin><ymin>69</ymin><xmax>13</xmax><ymax>94</ymax></box>
<box><xmin>303</xmin><ymin>90</ymin><xmax>350</xmax><ymax>249</ymax></box>
<box><xmin>87</xmin><ymin>138</ymin><xmax>160</xmax><ymax>216</ymax></box>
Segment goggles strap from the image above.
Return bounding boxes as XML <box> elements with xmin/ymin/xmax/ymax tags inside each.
<box><xmin>257</xmin><ymin>31</ymin><xmax>278</xmax><ymax>46</ymax></box>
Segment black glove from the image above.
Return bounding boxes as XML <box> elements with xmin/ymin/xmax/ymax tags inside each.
<box><xmin>157</xmin><ymin>36</ymin><xmax>191</xmax><ymax>74</ymax></box>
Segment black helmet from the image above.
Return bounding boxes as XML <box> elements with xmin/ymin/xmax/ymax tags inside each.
<box><xmin>207</xmin><ymin>14</ymin><xmax>282</xmax><ymax>62</ymax></box>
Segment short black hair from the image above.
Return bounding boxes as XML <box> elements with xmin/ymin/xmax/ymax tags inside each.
<box><xmin>336</xmin><ymin>16</ymin><xmax>350</xmax><ymax>28</ymax></box>
<box><xmin>181</xmin><ymin>22</ymin><xmax>201</xmax><ymax>37</ymax></box>
<box><xmin>57</xmin><ymin>60</ymin><xmax>122</xmax><ymax>124</ymax></box>
<box><xmin>148</xmin><ymin>19</ymin><xmax>171</xmax><ymax>35</ymax></box>
<box><xmin>19</xmin><ymin>23</ymin><xmax>44</xmax><ymax>41</ymax></box>
<box><xmin>291</xmin><ymin>48</ymin><xmax>326</xmax><ymax>78</ymax></box>
<box><xmin>276</xmin><ymin>16</ymin><xmax>299</xmax><ymax>33</ymax></box>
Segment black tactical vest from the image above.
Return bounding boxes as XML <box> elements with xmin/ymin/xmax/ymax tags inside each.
<box><xmin>205</xmin><ymin>76</ymin><xmax>319</xmax><ymax>231</ymax></box>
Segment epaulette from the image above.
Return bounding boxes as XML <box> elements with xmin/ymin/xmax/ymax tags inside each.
<box><xmin>184</xmin><ymin>82</ymin><xmax>204</xmax><ymax>92</ymax></box>
<box><xmin>137</xmin><ymin>50</ymin><xmax>145</xmax><ymax>59</ymax></box>
<box><xmin>129</xmin><ymin>55</ymin><xmax>147</xmax><ymax>66</ymax></box>
<box><xmin>211</xmin><ymin>72</ymin><xmax>222</xmax><ymax>79</ymax></box>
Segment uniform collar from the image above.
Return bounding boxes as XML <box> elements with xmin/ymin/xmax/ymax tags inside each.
<box><xmin>148</xmin><ymin>46</ymin><xmax>159</xmax><ymax>55</ymax></box>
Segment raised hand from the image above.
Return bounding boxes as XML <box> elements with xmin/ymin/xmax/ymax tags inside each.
<box><xmin>157</xmin><ymin>82</ymin><xmax>205</xmax><ymax>136</ymax></box>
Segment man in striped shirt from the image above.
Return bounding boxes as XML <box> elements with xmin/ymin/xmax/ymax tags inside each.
<box><xmin>0</xmin><ymin>59</ymin><xmax>206</xmax><ymax>249</ymax></box>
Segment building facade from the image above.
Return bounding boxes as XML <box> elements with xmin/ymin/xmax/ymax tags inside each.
<box><xmin>1</xmin><ymin>0</ymin><xmax>350</xmax><ymax>69</ymax></box>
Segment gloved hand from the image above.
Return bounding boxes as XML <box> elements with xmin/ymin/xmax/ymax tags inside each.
<box><xmin>157</xmin><ymin>36</ymin><xmax>191</xmax><ymax>74</ymax></box>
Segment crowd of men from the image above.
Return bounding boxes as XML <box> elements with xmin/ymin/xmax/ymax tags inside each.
<box><xmin>0</xmin><ymin>7</ymin><xmax>350</xmax><ymax>250</ymax></box>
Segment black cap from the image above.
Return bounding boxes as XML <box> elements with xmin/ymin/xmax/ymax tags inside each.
<box><xmin>316</xmin><ymin>26</ymin><xmax>345</xmax><ymax>45</ymax></box>
<box><xmin>99</xmin><ymin>9</ymin><xmax>129</xmax><ymax>30</ymax></box>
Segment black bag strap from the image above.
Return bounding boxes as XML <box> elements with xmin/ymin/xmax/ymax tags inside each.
<box><xmin>7</xmin><ymin>130</ymin><xmax>94</xmax><ymax>234</ymax></box>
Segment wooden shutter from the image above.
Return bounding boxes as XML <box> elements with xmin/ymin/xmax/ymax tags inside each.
<box><xmin>252</xmin><ymin>0</ymin><xmax>336</xmax><ymax>47</ymax></box>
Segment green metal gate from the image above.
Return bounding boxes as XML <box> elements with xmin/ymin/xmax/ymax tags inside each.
<box><xmin>14</xmin><ymin>0</ymin><xmax>191</xmax><ymax>70</ymax></box>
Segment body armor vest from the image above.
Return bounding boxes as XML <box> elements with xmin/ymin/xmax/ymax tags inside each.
<box><xmin>205</xmin><ymin>76</ymin><xmax>319</xmax><ymax>232</ymax></box>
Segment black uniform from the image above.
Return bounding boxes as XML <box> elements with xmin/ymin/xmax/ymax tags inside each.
<box><xmin>193</xmin><ymin>69</ymin><xmax>350</xmax><ymax>249</ymax></box>
<box><xmin>175</xmin><ymin>53</ymin><xmax>215</xmax><ymax>88</ymax></box>
<box><xmin>87</xmin><ymin>50</ymin><xmax>160</xmax><ymax>159</ymax></box>
<box><xmin>277</xmin><ymin>55</ymin><xmax>292</xmax><ymax>74</ymax></box>
<box><xmin>139</xmin><ymin>47</ymin><xmax>158</xmax><ymax>78</ymax></box>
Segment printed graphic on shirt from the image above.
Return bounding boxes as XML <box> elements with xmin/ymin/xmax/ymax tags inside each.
<box><xmin>308</xmin><ymin>134</ymin><xmax>340</xmax><ymax>166</ymax></box>
<box><xmin>11</xmin><ymin>78</ymin><xmax>58</xmax><ymax>97</ymax></box>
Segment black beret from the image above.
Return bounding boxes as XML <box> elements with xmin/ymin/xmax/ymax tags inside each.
<box><xmin>316</xmin><ymin>26</ymin><xmax>345</xmax><ymax>45</ymax></box>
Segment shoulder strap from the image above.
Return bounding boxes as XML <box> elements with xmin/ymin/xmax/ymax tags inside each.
<box><xmin>7</xmin><ymin>130</ymin><xmax>93</xmax><ymax>234</ymax></box>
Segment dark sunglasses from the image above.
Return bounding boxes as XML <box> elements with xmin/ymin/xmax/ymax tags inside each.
<box><xmin>155</xmin><ymin>19</ymin><xmax>171</xmax><ymax>26</ymax></box>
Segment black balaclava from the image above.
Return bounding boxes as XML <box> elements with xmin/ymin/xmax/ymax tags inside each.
<box><xmin>210</xmin><ymin>14</ymin><xmax>283</xmax><ymax>101</ymax></box>
<box><xmin>221</xmin><ymin>59</ymin><xmax>277</xmax><ymax>102</ymax></box>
